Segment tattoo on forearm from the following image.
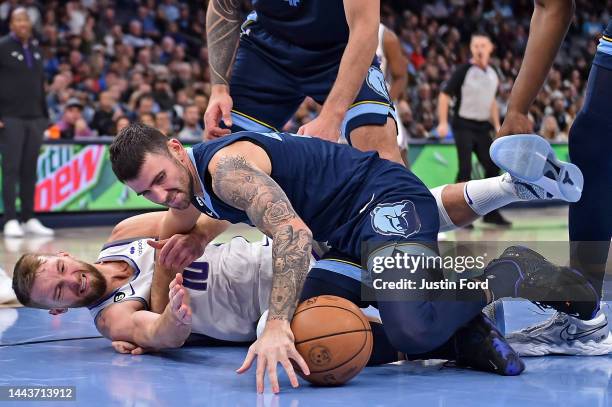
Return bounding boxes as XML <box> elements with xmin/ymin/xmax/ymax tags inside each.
<box><xmin>213</xmin><ymin>156</ymin><xmax>313</xmax><ymax>320</ymax></box>
<box><xmin>206</xmin><ymin>0</ymin><xmax>242</xmax><ymax>86</ymax></box>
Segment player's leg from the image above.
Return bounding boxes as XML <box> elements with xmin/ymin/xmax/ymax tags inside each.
<box><xmin>309</xmin><ymin>65</ymin><xmax>405</xmax><ymax>164</ymax></box>
<box><xmin>228</xmin><ymin>35</ymin><xmax>304</xmax><ymax>133</ymax></box>
<box><xmin>432</xmin><ymin>133</ymin><xmax>584</xmax><ymax>232</ymax></box>
<box><xmin>1</xmin><ymin>117</ymin><xmax>26</xmax><ymax>235</ymax></box>
<box><xmin>472</xmin><ymin>127</ymin><xmax>511</xmax><ymax>226</ymax></box>
<box><xmin>357</xmin><ymin>165</ymin><xmax>598</xmax><ymax>354</ymax></box>
<box><xmin>453</xmin><ymin>127</ymin><xmax>475</xmax><ymax>183</ymax></box>
<box><xmin>349</xmin><ymin>117</ymin><xmax>404</xmax><ymax>164</ymax></box>
<box><xmin>299</xmin><ymin>256</ymin><xmax>523</xmax><ymax>375</ymax></box>
<box><xmin>503</xmin><ymin>31</ymin><xmax>612</xmax><ymax>356</ymax></box>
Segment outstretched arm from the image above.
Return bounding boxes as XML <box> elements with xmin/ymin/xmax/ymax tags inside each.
<box><xmin>208</xmin><ymin>141</ymin><xmax>311</xmax><ymax>393</ymax></box>
<box><xmin>97</xmin><ymin>274</ymin><xmax>192</xmax><ymax>352</ymax></box>
<box><xmin>107</xmin><ymin>211</ymin><xmax>229</xmax><ymax>244</ymax></box>
<box><xmin>498</xmin><ymin>0</ymin><xmax>575</xmax><ymax>137</ymax></box>
<box><xmin>149</xmin><ymin>205</ymin><xmax>201</xmax><ymax>313</ymax></box>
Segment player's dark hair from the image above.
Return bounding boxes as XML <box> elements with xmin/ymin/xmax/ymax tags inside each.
<box><xmin>12</xmin><ymin>253</ymin><xmax>44</xmax><ymax>308</ymax></box>
<box><xmin>110</xmin><ymin>123</ymin><xmax>170</xmax><ymax>183</ymax></box>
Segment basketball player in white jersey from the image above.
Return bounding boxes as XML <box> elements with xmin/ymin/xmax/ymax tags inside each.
<box><xmin>11</xmin><ymin>211</ymin><xmax>283</xmax><ymax>353</ymax></box>
<box><xmin>375</xmin><ymin>23</ymin><xmax>409</xmax><ymax>164</ymax></box>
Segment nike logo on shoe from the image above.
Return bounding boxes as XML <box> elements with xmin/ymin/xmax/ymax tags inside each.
<box><xmin>559</xmin><ymin>323</ymin><xmax>608</xmax><ymax>341</ymax></box>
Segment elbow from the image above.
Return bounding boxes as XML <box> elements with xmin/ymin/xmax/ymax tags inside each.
<box><xmin>164</xmin><ymin>337</ymin><xmax>187</xmax><ymax>349</ymax></box>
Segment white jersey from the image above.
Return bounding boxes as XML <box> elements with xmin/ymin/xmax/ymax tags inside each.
<box><xmin>88</xmin><ymin>236</ymin><xmax>273</xmax><ymax>342</ymax></box>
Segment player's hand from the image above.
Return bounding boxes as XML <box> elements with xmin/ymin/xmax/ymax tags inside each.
<box><xmin>236</xmin><ymin>320</ymin><xmax>310</xmax><ymax>393</ymax></box>
<box><xmin>169</xmin><ymin>273</ymin><xmax>192</xmax><ymax>326</ymax></box>
<box><xmin>436</xmin><ymin>122</ymin><xmax>449</xmax><ymax>138</ymax></box>
<box><xmin>204</xmin><ymin>85</ymin><xmax>233</xmax><ymax>140</ymax></box>
<box><xmin>297</xmin><ymin>114</ymin><xmax>341</xmax><ymax>142</ymax></box>
<box><xmin>147</xmin><ymin>233</ymin><xmax>205</xmax><ymax>272</ymax></box>
<box><xmin>0</xmin><ymin>120</ymin><xmax>4</xmax><ymax>128</ymax></box>
<box><xmin>497</xmin><ymin>111</ymin><xmax>533</xmax><ymax>138</ymax></box>
<box><xmin>112</xmin><ymin>340</ymin><xmax>149</xmax><ymax>355</ymax></box>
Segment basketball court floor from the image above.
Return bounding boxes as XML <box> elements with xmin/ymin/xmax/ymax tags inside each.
<box><xmin>1</xmin><ymin>207</ymin><xmax>611</xmax><ymax>406</ymax></box>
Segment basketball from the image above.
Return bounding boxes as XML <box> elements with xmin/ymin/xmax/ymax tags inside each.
<box><xmin>290</xmin><ymin>295</ymin><xmax>373</xmax><ymax>386</ymax></box>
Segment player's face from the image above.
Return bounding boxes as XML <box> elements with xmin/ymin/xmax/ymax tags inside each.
<box><xmin>29</xmin><ymin>254</ymin><xmax>107</xmax><ymax>309</ymax></box>
<box><xmin>127</xmin><ymin>152</ymin><xmax>194</xmax><ymax>210</ymax></box>
<box><xmin>470</xmin><ymin>36</ymin><xmax>493</xmax><ymax>65</ymax></box>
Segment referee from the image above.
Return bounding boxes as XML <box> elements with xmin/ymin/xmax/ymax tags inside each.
<box><xmin>437</xmin><ymin>32</ymin><xmax>509</xmax><ymax>226</ymax></box>
<box><xmin>0</xmin><ymin>8</ymin><xmax>53</xmax><ymax>237</ymax></box>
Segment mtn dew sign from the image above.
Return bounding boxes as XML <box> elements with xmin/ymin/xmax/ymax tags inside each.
<box><xmin>35</xmin><ymin>145</ymin><xmax>105</xmax><ymax>211</ymax></box>
<box><xmin>0</xmin><ymin>143</ymin><xmax>160</xmax><ymax>214</ymax></box>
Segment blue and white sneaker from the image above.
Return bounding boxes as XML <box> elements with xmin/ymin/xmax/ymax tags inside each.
<box><xmin>490</xmin><ymin>134</ymin><xmax>584</xmax><ymax>202</ymax></box>
<box><xmin>506</xmin><ymin>310</ymin><xmax>612</xmax><ymax>357</ymax></box>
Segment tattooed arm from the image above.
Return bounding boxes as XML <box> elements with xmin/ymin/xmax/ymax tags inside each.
<box><xmin>208</xmin><ymin>141</ymin><xmax>311</xmax><ymax>393</ymax></box>
<box><xmin>204</xmin><ymin>0</ymin><xmax>242</xmax><ymax>139</ymax></box>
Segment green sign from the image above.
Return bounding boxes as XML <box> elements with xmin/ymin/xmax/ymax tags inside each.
<box><xmin>0</xmin><ymin>144</ymin><xmax>160</xmax><ymax>213</ymax></box>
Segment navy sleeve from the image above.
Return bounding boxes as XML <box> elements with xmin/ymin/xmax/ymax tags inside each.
<box><xmin>442</xmin><ymin>63</ymin><xmax>471</xmax><ymax>97</ymax></box>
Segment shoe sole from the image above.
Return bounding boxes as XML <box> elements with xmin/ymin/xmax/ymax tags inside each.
<box><xmin>490</xmin><ymin>134</ymin><xmax>584</xmax><ymax>202</ymax></box>
<box><xmin>509</xmin><ymin>331</ymin><xmax>612</xmax><ymax>357</ymax></box>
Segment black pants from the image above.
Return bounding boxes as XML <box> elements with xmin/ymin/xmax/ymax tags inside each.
<box><xmin>0</xmin><ymin>116</ymin><xmax>47</xmax><ymax>222</ymax></box>
<box><xmin>453</xmin><ymin>118</ymin><xmax>499</xmax><ymax>182</ymax></box>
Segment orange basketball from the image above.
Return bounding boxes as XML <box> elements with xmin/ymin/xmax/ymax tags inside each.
<box><xmin>291</xmin><ymin>295</ymin><xmax>373</xmax><ymax>386</ymax></box>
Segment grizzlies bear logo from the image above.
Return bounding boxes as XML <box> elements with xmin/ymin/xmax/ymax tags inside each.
<box><xmin>366</xmin><ymin>67</ymin><xmax>391</xmax><ymax>101</ymax></box>
<box><xmin>370</xmin><ymin>200</ymin><xmax>421</xmax><ymax>238</ymax></box>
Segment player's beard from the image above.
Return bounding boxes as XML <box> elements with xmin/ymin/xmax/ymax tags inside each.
<box><xmin>166</xmin><ymin>156</ymin><xmax>195</xmax><ymax>210</ymax></box>
<box><xmin>72</xmin><ymin>261</ymin><xmax>108</xmax><ymax>308</ymax></box>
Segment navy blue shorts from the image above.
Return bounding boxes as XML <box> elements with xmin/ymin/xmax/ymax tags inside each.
<box><xmin>229</xmin><ymin>22</ymin><xmax>398</xmax><ymax>144</ymax></box>
<box><xmin>324</xmin><ymin>160</ymin><xmax>440</xmax><ymax>265</ymax></box>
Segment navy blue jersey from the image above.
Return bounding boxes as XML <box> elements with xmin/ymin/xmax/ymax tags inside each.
<box><xmin>251</xmin><ymin>0</ymin><xmax>348</xmax><ymax>50</ymax></box>
<box><xmin>187</xmin><ymin>131</ymin><xmax>439</xmax><ymax>259</ymax></box>
<box><xmin>189</xmin><ymin>131</ymin><xmax>379</xmax><ymax>238</ymax></box>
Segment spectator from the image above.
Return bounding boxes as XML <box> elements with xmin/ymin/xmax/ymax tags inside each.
<box><xmin>91</xmin><ymin>91</ymin><xmax>122</xmax><ymax>136</ymax></box>
<box><xmin>47</xmin><ymin>98</ymin><xmax>92</xmax><ymax>140</ymax></box>
<box><xmin>115</xmin><ymin>115</ymin><xmax>130</xmax><ymax>133</ymax></box>
<box><xmin>177</xmin><ymin>104</ymin><xmax>203</xmax><ymax>141</ymax></box>
<box><xmin>539</xmin><ymin>115</ymin><xmax>567</xmax><ymax>142</ymax></box>
<box><xmin>138</xmin><ymin>112</ymin><xmax>155</xmax><ymax>127</ymax></box>
<box><xmin>155</xmin><ymin>110</ymin><xmax>174</xmax><ymax>137</ymax></box>
<box><xmin>0</xmin><ymin>8</ymin><xmax>53</xmax><ymax>237</ymax></box>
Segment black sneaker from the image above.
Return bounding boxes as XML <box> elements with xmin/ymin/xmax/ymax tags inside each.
<box><xmin>483</xmin><ymin>210</ymin><xmax>512</xmax><ymax>227</ymax></box>
<box><xmin>488</xmin><ymin>246</ymin><xmax>600</xmax><ymax>320</ymax></box>
<box><xmin>454</xmin><ymin>313</ymin><xmax>525</xmax><ymax>376</ymax></box>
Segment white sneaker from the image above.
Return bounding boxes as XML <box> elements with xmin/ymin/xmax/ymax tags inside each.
<box><xmin>22</xmin><ymin>219</ymin><xmax>54</xmax><ymax>236</ymax></box>
<box><xmin>3</xmin><ymin>220</ymin><xmax>24</xmax><ymax>237</ymax></box>
<box><xmin>506</xmin><ymin>310</ymin><xmax>612</xmax><ymax>356</ymax></box>
<box><xmin>490</xmin><ymin>134</ymin><xmax>584</xmax><ymax>202</ymax></box>
<box><xmin>0</xmin><ymin>267</ymin><xmax>16</xmax><ymax>304</ymax></box>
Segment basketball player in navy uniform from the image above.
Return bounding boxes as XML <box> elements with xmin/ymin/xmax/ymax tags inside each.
<box><xmin>109</xmin><ymin>124</ymin><xmax>598</xmax><ymax>393</ymax></box>
<box><xmin>8</xmin><ymin>211</ymin><xmax>539</xmax><ymax>373</ymax></box>
<box><xmin>495</xmin><ymin>0</ymin><xmax>612</xmax><ymax>356</ymax></box>
<box><xmin>205</xmin><ymin>0</ymin><xmax>404</xmax><ymax>164</ymax></box>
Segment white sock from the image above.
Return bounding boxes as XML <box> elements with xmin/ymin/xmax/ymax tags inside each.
<box><xmin>430</xmin><ymin>185</ymin><xmax>457</xmax><ymax>232</ymax></box>
<box><xmin>464</xmin><ymin>175</ymin><xmax>519</xmax><ymax>216</ymax></box>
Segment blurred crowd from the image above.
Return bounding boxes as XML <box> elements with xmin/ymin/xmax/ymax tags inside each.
<box><xmin>382</xmin><ymin>0</ymin><xmax>611</xmax><ymax>142</ymax></box>
<box><xmin>0</xmin><ymin>0</ymin><xmax>610</xmax><ymax>142</ymax></box>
